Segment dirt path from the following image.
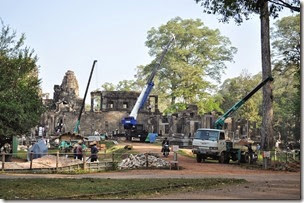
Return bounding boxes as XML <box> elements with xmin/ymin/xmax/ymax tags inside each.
<box><xmin>0</xmin><ymin>142</ymin><xmax>301</xmax><ymax>199</ymax></box>
<box><xmin>121</xmin><ymin>142</ymin><xmax>301</xmax><ymax>200</ymax></box>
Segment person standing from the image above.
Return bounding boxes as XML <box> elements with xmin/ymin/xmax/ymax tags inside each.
<box><xmin>76</xmin><ymin>141</ymin><xmax>83</xmax><ymax>160</ymax></box>
<box><xmin>90</xmin><ymin>142</ymin><xmax>99</xmax><ymax>162</ymax></box>
<box><xmin>161</xmin><ymin>137</ymin><xmax>170</xmax><ymax>156</ymax></box>
<box><xmin>73</xmin><ymin>144</ymin><xmax>78</xmax><ymax>159</ymax></box>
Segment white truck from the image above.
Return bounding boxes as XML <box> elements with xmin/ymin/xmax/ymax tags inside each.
<box><xmin>192</xmin><ymin>77</ymin><xmax>272</xmax><ymax>164</ymax></box>
<box><xmin>192</xmin><ymin>128</ymin><xmax>256</xmax><ymax>164</ymax></box>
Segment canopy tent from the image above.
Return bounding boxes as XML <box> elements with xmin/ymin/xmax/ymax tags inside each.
<box><xmin>145</xmin><ymin>133</ymin><xmax>158</xmax><ymax>143</ymax></box>
<box><xmin>27</xmin><ymin>139</ymin><xmax>48</xmax><ymax>161</ymax></box>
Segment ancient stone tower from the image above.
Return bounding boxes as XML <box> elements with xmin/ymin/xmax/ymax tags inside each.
<box><xmin>53</xmin><ymin>70</ymin><xmax>79</xmax><ymax>104</ymax></box>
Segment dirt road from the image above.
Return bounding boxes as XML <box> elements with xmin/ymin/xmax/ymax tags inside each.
<box><xmin>0</xmin><ymin>142</ymin><xmax>301</xmax><ymax>200</ymax></box>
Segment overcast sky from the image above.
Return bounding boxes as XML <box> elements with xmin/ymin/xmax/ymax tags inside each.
<box><xmin>0</xmin><ymin>0</ymin><xmax>293</xmax><ymax>102</ymax></box>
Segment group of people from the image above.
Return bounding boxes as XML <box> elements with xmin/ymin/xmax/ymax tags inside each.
<box><xmin>73</xmin><ymin>140</ymin><xmax>99</xmax><ymax>162</ymax></box>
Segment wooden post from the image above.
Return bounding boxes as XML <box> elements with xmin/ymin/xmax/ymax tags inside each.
<box><xmin>263</xmin><ymin>158</ymin><xmax>267</xmax><ymax>170</ymax></box>
<box><xmin>83</xmin><ymin>152</ymin><xmax>86</xmax><ymax>170</ymax></box>
<box><xmin>56</xmin><ymin>151</ymin><xmax>59</xmax><ymax>172</ymax></box>
<box><xmin>286</xmin><ymin>151</ymin><xmax>288</xmax><ymax>164</ymax></box>
<box><xmin>145</xmin><ymin>153</ymin><xmax>149</xmax><ymax>168</ymax></box>
<box><xmin>30</xmin><ymin>152</ymin><xmax>33</xmax><ymax>170</ymax></box>
<box><xmin>1</xmin><ymin>153</ymin><xmax>4</xmax><ymax>171</ymax></box>
<box><xmin>174</xmin><ymin>152</ymin><xmax>179</xmax><ymax>170</ymax></box>
<box><xmin>174</xmin><ymin>152</ymin><xmax>178</xmax><ymax>161</ymax></box>
<box><xmin>112</xmin><ymin>153</ymin><xmax>115</xmax><ymax>170</ymax></box>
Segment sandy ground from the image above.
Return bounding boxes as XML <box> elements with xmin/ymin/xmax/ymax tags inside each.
<box><xmin>0</xmin><ymin>155</ymin><xmax>82</xmax><ymax>169</ymax></box>
<box><xmin>0</xmin><ymin>142</ymin><xmax>301</xmax><ymax>200</ymax></box>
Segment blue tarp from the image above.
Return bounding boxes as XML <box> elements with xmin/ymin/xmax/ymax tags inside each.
<box><xmin>27</xmin><ymin>139</ymin><xmax>48</xmax><ymax>161</ymax></box>
<box><xmin>146</xmin><ymin>133</ymin><xmax>158</xmax><ymax>143</ymax></box>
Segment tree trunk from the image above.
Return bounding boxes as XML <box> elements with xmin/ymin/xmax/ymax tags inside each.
<box><xmin>260</xmin><ymin>0</ymin><xmax>274</xmax><ymax>169</ymax></box>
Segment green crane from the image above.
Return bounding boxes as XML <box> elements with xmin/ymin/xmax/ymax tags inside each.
<box><xmin>73</xmin><ymin>60</ymin><xmax>97</xmax><ymax>134</ymax></box>
<box><xmin>214</xmin><ymin>76</ymin><xmax>273</xmax><ymax>129</ymax></box>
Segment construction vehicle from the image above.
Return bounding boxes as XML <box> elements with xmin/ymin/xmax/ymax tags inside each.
<box><xmin>59</xmin><ymin>60</ymin><xmax>97</xmax><ymax>151</ymax></box>
<box><xmin>122</xmin><ymin>35</ymin><xmax>175</xmax><ymax>142</ymax></box>
<box><xmin>73</xmin><ymin>60</ymin><xmax>97</xmax><ymax>134</ymax></box>
<box><xmin>192</xmin><ymin>76</ymin><xmax>273</xmax><ymax>164</ymax></box>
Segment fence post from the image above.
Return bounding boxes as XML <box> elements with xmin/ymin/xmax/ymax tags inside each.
<box><xmin>83</xmin><ymin>152</ymin><xmax>86</xmax><ymax>170</ymax></box>
<box><xmin>112</xmin><ymin>152</ymin><xmax>115</xmax><ymax>170</ymax></box>
<box><xmin>2</xmin><ymin>152</ymin><xmax>5</xmax><ymax>172</ymax></box>
<box><xmin>286</xmin><ymin>151</ymin><xmax>288</xmax><ymax>164</ymax></box>
<box><xmin>174</xmin><ymin>152</ymin><xmax>178</xmax><ymax>161</ymax></box>
<box><xmin>30</xmin><ymin>152</ymin><xmax>33</xmax><ymax>170</ymax></box>
<box><xmin>145</xmin><ymin>153</ymin><xmax>149</xmax><ymax>168</ymax></box>
<box><xmin>56</xmin><ymin>151</ymin><xmax>59</xmax><ymax>172</ymax></box>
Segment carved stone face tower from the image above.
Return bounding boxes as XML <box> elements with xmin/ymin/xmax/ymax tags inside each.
<box><xmin>53</xmin><ymin>70</ymin><xmax>79</xmax><ymax>104</ymax></box>
<box><xmin>61</xmin><ymin>70</ymin><xmax>79</xmax><ymax>98</ymax></box>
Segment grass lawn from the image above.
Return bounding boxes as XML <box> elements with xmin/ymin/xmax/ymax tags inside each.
<box><xmin>0</xmin><ymin>178</ymin><xmax>246</xmax><ymax>200</ymax></box>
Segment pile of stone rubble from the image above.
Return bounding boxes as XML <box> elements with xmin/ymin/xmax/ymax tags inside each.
<box><xmin>118</xmin><ymin>153</ymin><xmax>170</xmax><ymax>169</ymax></box>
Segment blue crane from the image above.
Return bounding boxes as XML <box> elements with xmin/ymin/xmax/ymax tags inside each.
<box><xmin>122</xmin><ymin>35</ymin><xmax>175</xmax><ymax>141</ymax></box>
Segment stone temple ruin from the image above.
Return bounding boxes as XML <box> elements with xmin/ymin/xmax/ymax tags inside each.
<box><xmin>40</xmin><ymin>70</ymin><xmax>262</xmax><ymax>144</ymax></box>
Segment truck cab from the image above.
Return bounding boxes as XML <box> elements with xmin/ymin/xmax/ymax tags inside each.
<box><xmin>192</xmin><ymin>128</ymin><xmax>256</xmax><ymax>164</ymax></box>
<box><xmin>192</xmin><ymin>128</ymin><xmax>228</xmax><ymax>162</ymax></box>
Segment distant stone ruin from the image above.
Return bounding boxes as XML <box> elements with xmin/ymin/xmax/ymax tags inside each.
<box><xmin>39</xmin><ymin>70</ymin><xmax>261</xmax><ymax>143</ymax></box>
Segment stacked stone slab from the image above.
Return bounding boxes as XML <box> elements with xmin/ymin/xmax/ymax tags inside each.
<box><xmin>118</xmin><ymin>153</ymin><xmax>170</xmax><ymax>169</ymax></box>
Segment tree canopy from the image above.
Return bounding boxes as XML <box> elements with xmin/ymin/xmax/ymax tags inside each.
<box><xmin>0</xmin><ymin>21</ymin><xmax>44</xmax><ymax>138</ymax></box>
<box><xmin>195</xmin><ymin>0</ymin><xmax>299</xmax><ymax>153</ymax></box>
<box><xmin>136</xmin><ymin>17</ymin><xmax>236</xmax><ymax>114</ymax></box>
<box><xmin>272</xmin><ymin>14</ymin><xmax>300</xmax><ymax>73</ymax></box>
<box><xmin>195</xmin><ymin>0</ymin><xmax>300</xmax><ymax>24</ymax></box>
<box><xmin>271</xmin><ymin>14</ymin><xmax>300</xmax><ymax>142</ymax></box>
<box><xmin>101</xmin><ymin>82</ymin><xmax>116</xmax><ymax>91</ymax></box>
<box><xmin>101</xmin><ymin>80</ymin><xmax>141</xmax><ymax>92</ymax></box>
<box><xmin>218</xmin><ymin>71</ymin><xmax>263</xmax><ymax>125</ymax></box>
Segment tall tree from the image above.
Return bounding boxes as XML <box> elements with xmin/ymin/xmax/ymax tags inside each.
<box><xmin>271</xmin><ymin>14</ymin><xmax>300</xmax><ymax>142</ymax></box>
<box><xmin>0</xmin><ymin>21</ymin><xmax>44</xmax><ymax>139</ymax></box>
<box><xmin>218</xmin><ymin>71</ymin><xmax>263</xmax><ymax>125</ymax></box>
<box><xmin>195</xmin><ymin>0</ymin><xmax>300</xmax><ymax>159</ymax></box>
<box><xmin>272</xmin><ymin>14</ymin><xmax>300</xmax><ymax>72</ymax></box>
<box><xmin>137</xmin><ymin>17</ymin><xmax>236</xmax><ymax>114</ymax></box>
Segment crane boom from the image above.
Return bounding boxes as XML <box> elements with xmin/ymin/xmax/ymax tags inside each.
<box><xmin>73</xmin><ymin>60</ymin><xmax>97</xmax><ymax>134</ymax></box>
<box><xmin>214</xmin><ymin>76</ymin><xmax>273</xmax><ymax>129</ymax></box>
<box><xmin>122</xmin><ymin>35</ymin><xmax>175</xmax><ymax>129</ymax></box>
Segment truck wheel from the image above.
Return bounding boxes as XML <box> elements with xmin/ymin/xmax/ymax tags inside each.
<box><xmin>224</xmin><ymin>156</ymin><xmax>230</xmax><ymax>164</ymax></box>
<box><xmin>219</xmin><ymin>152</ymin><xmax>225</xmax><ymax>164</ymax></box>
<box><xmin>196</xmin><ymin>154</ymin><xmax>202</xmax><ymax>163</ymax></box>
<box><xmin>241</xmin><ymin>153</ymin><xmax>249</xmax><ymax>163</ymax></box>
<box><xmin>140</xmin><ymin>137</ymin><xmax>146</xmax><ymax>142</ymax></box>
<box><xmin>245</xmin><ymin>153</ymin><xmax>249</xmax><ymax>163</ymax></box>
<box><xmin>202</xmin><ymin>156</ymin><xmax>206</xmax><ymax>163</ymax></box>
<box><xmin>231</xmin><ymin>153</ymin><xmax>238</xmax><ymax>162</ymax></box>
